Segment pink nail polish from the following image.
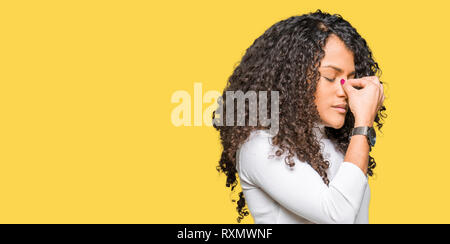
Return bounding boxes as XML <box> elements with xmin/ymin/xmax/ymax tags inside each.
<box><xmin>340</xmin><ymin>79</ymin><xmax>345</xmax><ymax>85</ymax></box>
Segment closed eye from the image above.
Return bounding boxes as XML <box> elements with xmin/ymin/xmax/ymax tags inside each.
<box><xmin>323</xmin><ymin>77</ymin><xmax>335</xmax><ymax>82</ymax></box>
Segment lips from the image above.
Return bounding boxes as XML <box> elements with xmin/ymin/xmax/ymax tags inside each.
<box><xmin>332</xmin><ymin>104</ymin><xmax>347</xmax><ymax>109</ymax></box>
<box><xmin>332</xmin><ymin>104</ymin><xmax>347</xmax><ymax>113</ymax></box>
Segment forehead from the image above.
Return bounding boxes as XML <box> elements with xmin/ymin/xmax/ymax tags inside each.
<box><xmin>320</xmin><ymin>35</ymin><xmax>354</xmax><ymax>72</ymax></box>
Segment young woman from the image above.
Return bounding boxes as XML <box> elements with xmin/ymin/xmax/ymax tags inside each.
<box><xmin>214</xmin><ymin>10</ymin><xmax>387</xmax><ymax>224</ymax></box>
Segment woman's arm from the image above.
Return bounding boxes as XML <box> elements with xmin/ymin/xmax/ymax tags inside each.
<box><xmin>342</xmin><ymin>77</ymin><xmax>385</xmax><ymax>175</ymax></box>
<box><xmin>238</xmin><ymin>131</ymin><xmax>368</xmax><ymax>224</ymax></box>
<box><xmin>344</xmin><ymin>133</ymin><xmax>370</xmax><ymax>176</ymax></box>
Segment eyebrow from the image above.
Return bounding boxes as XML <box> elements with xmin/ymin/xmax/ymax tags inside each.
<box><xmin>322</xmin><ymin>65</ymin><xmax>355</xmax><ymax>76</ymax></box>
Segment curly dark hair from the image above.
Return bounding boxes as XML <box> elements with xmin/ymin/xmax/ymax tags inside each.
<box><xmin>213</xmin><ymin>9</ymin><xmax>387</xmax><ymax>223</ymax></box>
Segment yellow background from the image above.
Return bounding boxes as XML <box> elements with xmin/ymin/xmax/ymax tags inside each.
<box><xmin>0</xmin><ymin>0</ymin><xmax>449</xmax><ymax>224</ymax></box>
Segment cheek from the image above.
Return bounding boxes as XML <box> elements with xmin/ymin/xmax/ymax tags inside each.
<box><xmin>314</xmin><ymin>95</ymin><xmax>329</xmax><ymax>120</ymax></box>
<box><xmin>314</xmin><ymin>83</ymin><xmax>329</xmax><ymax>110</ymax></box>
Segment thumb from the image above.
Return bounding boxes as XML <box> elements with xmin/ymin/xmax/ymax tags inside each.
<box><xmin>341</xmin><ymin>78</ymin><xmax>355</xmax><ymax>96</ymax></box>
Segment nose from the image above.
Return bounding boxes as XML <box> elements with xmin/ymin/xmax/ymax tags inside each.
<box><xmin>336</xmin><ymin>77</ymin><xmax>347</xmax><ymax>98</ymax></box>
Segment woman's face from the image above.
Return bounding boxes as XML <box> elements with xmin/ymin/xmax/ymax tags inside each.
<box><xmin>314</xmin><ymin>34</ymin><xmax>355</xmax><ymax>129</ymax></box>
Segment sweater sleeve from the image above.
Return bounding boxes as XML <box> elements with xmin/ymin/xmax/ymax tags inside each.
<box><xmin>237</xmin><ymin>131</ymin><xmax>368</xmax><ymax>224</ymax></box>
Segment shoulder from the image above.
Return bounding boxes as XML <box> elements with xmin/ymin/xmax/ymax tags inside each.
<box><xmin>236</xmin><ymin>130</ymin><xmax>279</xmax><ymax>184</ymax></box>
<box><xmin>238</xmin><ymin>130</ymin><xmax>276</xmax><ymax>161</ymax></box>
<box><xmin>236</xmin><ymin>129</ymin><xmax>325</xmax><ymax>188</ymax></box>
<box><xmin>237</xmin><ymin>130</ymin><xmax>286</xmax><ymax>174</ymax></box>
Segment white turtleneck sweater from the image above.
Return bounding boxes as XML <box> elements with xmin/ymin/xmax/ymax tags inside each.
<box><xmin>236</xmin><ymin>124</ymin><xmax>370</xmax><ymax>224</ymax></box>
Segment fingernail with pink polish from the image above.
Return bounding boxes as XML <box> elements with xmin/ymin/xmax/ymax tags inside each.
<box><xmin>340</xmin><ymin>79</ymin><xmax>345</xmax><ymax>85</ymax></box>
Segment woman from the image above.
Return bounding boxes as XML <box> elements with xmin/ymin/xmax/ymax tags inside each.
<box><xmin>213</xmin><ymin>10</ymin><xmax>387</xmax><ymax>224</ymax></box>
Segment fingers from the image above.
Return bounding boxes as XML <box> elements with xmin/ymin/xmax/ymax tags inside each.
<box><xmin>380</xmin><ymin>83</ymin><xmax>385</xmax><ymax>109</ymax></box>
<box><xmin>360</xmin><ymin>76</ymin><xmax>380</xmax><ymax>88</ymax></box>
<box><xmin>363</xmin><ymin>76</ymin><xmax>385</xmax><ymax>112</ymax></box>
<box><xmin>342</xmin><ymin>78</ymin><xmax>369</xmax><ymax>97</ymax></box>
<box><xmin>344</xmin><ymin>76</ymin><xmax>385</xmax><ymax>112</ymax></box>
<box><xmin>345</xmin><ymin>78</ymin><xmax>370</xmax><ymax>89</ymax></box>
<box><xmin>379</xmin><ymin>88</ymin><xmax>385</xmax><ymax>112</ymax></box>
<box><xmin>341</xmin><ymin>79</ymin><xmax>355</xmax><ymax>96</ymax></box>
<box><xmin>373</xmin><ymin>78</ymin><xmax>384</xmax><ymax>111</ymax></box>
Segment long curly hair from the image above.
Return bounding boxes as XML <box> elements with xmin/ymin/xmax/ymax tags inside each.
<box><xmin>213</xmin><ymin>9</ymin><xmax>387</xmax><ymax>223</ymax></box>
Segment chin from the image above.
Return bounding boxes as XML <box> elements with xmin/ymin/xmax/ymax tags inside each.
<box><xmin>323</xmin><ymin>118</ymin><xmax>345</xmax><ymax>129</ymax></box>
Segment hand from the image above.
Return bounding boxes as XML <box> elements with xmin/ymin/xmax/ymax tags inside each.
<box><xmin>342</xmin><ymin>76</ymin><xmax>385</xmax><ymax>127</ymax></box>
